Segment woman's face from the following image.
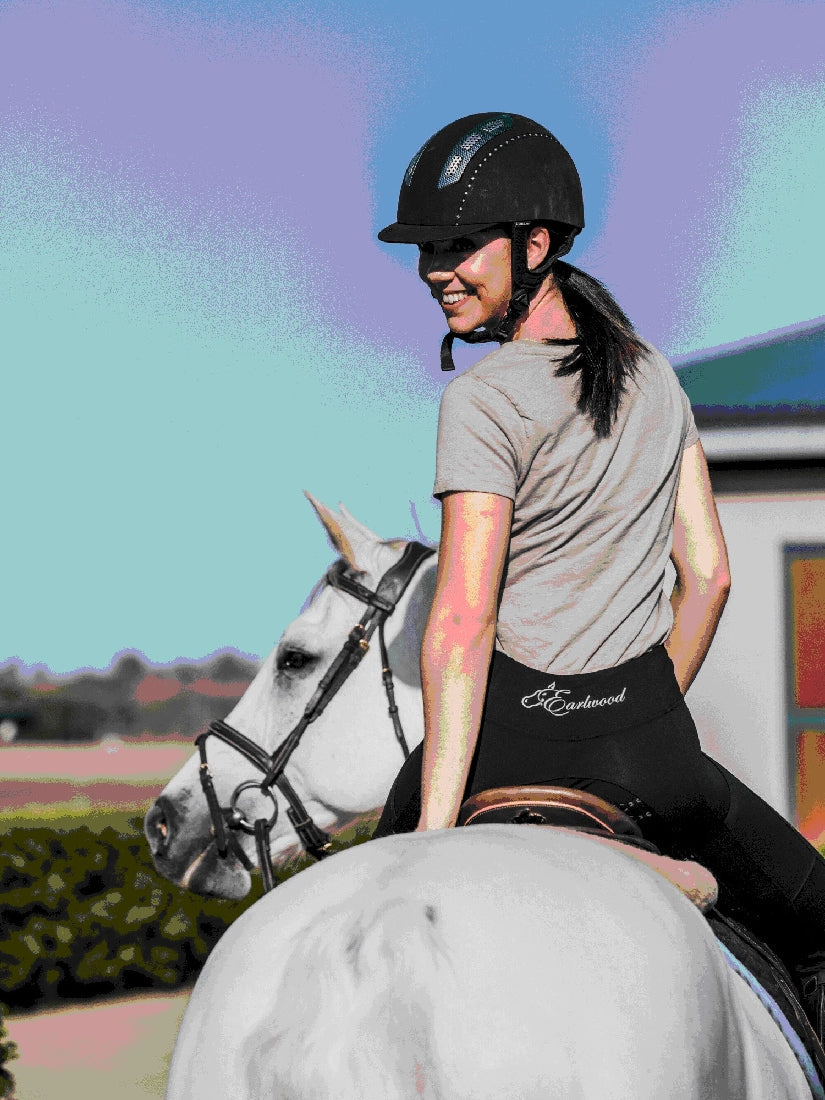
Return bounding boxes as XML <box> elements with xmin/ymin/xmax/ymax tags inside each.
<box><xmin>417</xmin><ymin>228</ymin><xmax>511</xmax><ymax>333</ymax></box>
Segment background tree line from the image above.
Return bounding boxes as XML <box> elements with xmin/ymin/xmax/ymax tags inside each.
<box><xmin>0</xmin><ymin>651</ymin><xmax>258</xmax><ymax>742</ymax></box>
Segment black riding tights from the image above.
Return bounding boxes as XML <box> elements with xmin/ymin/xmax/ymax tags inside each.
<box><xmin>373</xmin><ymin>645</ymin><xmax>825</xmax><ymax>974</ymax></box>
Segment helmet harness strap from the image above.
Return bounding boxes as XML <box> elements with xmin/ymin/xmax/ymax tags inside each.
<box><xmin>440</xmin><ymin>222</ymin><xmax>578</xmax><ymax>371</ymax></box>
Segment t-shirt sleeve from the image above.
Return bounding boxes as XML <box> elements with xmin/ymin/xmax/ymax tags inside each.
<box><xmin>433</xmin><ymin>375</ymin><xmax>523</xmax><ymax>500</ymax></box>
<box><xmin>680</xmin><ymin>386</ymin><xmax>700</xmax><ymax>448</ymax></box>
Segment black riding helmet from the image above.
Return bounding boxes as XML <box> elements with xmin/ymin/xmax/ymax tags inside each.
<box><xmin>378</xmin><ymin>112</ymin><xmax>585</xmax><ymax>368</ymax></box>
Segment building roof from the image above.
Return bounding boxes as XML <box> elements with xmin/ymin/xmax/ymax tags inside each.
<box><xmin>673</xmin><ymin>317</ymin><xmax>825</xmax><ymax>464</ymax></box>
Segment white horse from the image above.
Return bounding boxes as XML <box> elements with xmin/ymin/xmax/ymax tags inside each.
<box><xmin>166</xmin><ymin>826</ymin><xmax>812</xmax><ymax>1099</ymax></box>
<box><xmin>150</xmin><ymin>498</ymin><xmax>817</xmax><ymax>1099</ymax></box>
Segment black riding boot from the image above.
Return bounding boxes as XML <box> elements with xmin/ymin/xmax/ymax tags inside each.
<box><xmin>797</xmin><ymin>955</ymin><xmax>825</xmax><ymax>1048</ymax></box>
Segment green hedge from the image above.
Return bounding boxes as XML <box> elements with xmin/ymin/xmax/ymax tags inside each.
<box><xmin>0</xmin><ymin>1005</ymin><xmax>16</xmax><ymax>1099</ymax></box>
<box><xmin>0</xmin><ymin>819</ymin><xmax>375</xmax><ymax>1014</ymax></box>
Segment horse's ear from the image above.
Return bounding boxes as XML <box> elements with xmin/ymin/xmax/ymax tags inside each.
<box><xmin>337</xmin><ymin>503</ymin><xmax>382</xmax><ymax>545</ymax></box>
<box><xmin>304</xmin><ymin>492</ymin><xmax>380</xmax><ymax>570</ymax></box>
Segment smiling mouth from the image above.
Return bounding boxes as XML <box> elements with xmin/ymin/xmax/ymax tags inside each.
<box><xmin>441</xmin><ymin>291</ymin><xmax>470</xmax><ymax>307</ymax></box>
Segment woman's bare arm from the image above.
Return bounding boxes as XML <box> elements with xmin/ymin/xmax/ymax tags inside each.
<box><xmin>666</xmin><ymin>440</ymin><xmax>731</xmax><ymax>693</ymax></box>
<box><xmin>417</xmin><ymin>491</ymin><xmax>513</xmax><ymax>831</ymax></box>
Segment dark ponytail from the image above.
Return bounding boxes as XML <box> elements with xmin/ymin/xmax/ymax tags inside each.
<box><xmin>551</xmin><ymin>260</ymin><xmax>649</xmax><ymax>438</ymax></box>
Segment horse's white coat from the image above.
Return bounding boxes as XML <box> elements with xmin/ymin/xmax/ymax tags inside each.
<box><xmin>154</xmin><ymin>501</ymin><xmax>813</xmax><ymax>1098</ymax></box>
<box><xmin>166</xmin><ymin>827</ymin><xmax>811</xmax><ymax>1099</ymax></box>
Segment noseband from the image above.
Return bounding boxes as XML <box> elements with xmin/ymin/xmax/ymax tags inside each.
<box><xmin>195</xmin><ymin>541</ymin><xmax>435</xmax><ymax>891</ymax></box>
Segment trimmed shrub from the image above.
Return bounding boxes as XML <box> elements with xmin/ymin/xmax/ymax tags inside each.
<box><xmin>0</xmin><ymin>816</ymin><xmax>376</xmax><ymax>1013</ymax></box>
<box><xmin>0</xmin><ymin>1005</ymin><xmax>16</xmax><ymax>1099</ymax></box>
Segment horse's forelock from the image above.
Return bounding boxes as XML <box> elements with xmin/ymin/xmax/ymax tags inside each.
<box><xmin>300</xmin><ymin>557</ymin><xmax>370</xmax><ymax>614</ymax></box>
<box><xmin>301</xmin><ymin>576</ymin><xmax>328</xmax><ymax>613</ymax></box>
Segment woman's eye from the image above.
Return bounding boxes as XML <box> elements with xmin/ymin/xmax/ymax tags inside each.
<box><xmin>418</xmin><ymin>240</ymin><xmax>473</xmax><ymax>257</ymax></box>
<box><xmin>277</xmin><ymin>649</ymin><xmax>314</xmax><ymax>672</ymax></box>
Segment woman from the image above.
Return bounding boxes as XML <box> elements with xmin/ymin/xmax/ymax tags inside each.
<box><xmin>373</xmin><ymin>112</ymin><xmax>825</xmax><ymax>1036</ymax></box>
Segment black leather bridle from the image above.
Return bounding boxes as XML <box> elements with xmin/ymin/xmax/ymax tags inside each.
<box><xmin>195</xmin><ymin>541</ymin><xmax>435</xmax><ymax>891</ymax></box>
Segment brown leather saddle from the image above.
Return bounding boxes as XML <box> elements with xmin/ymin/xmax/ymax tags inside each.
<box><xmin>458</xmin><ymin>785</ymin><xmax>651</xmax><ymax>844</ymax></box>
<box><xmin>458</xmin><ymin>785</ymin><xmax>718</xmax><ymax>912</ymax></box>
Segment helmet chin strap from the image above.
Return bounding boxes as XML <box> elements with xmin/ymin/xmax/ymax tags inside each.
<box><xmin>440</xmin><ymin>222</ymin><xmax>577</xmax><ymax>371</ymax></box>
<box><xmin>439</xmin><ymin>327</ymin><xmax>493</xmax><ymax>371</ymax></box>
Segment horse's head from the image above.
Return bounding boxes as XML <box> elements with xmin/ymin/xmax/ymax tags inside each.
<box><xmin>144</xmin><ymin>494</ymin><xmax>436</xmax><ymax>898</ymax></box>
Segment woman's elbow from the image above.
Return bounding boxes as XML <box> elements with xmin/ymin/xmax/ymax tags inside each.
<box><xmin>421</xmin><ymin>608</ymin><xmax>496</xmax><ymax>666</ymax></box>
<box><xmin>673</xmin><ymin>557</ymin><xmax>730</xmax><ymax>603</ymax></box>
<box><xmin>712</xmin><ymin>554</ymin><xmax>731</xmax><ymax>598</ymax></box>
<box><xmin>717</xmin><ymin>572</ymin><xmax>731</xmax><ymax>619</ymax></box>
<box><xmin>697</xmin><ymin>563</ymin><xmax>730</xmax><ymax>614</ymax></box>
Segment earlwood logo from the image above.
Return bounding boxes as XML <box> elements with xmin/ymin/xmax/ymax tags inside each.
<box><xmin>521</xmin><ymin>682</ymin><xmax>627</xmax><ymax>717</ymax></box>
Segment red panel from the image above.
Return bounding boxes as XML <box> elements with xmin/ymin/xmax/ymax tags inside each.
<box><xmin>790</xmin><ymin>558</ymin><xmax>825</xmax><ymax>709</ymax></box>
<box><xmin>796</xmin><ymin>730</ymin><xmax>825</xmax><ymax>844</ymax></box>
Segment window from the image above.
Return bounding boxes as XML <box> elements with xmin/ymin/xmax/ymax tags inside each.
<box><xmin>786</xmin><ymin>546</ymin><xmax>825</xmax><ymax>844</ymax></box>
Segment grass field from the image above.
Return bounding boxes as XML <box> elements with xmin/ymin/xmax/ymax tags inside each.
<box><xmin>0</xmin><ymin>799</ymin><xmax>146</xmax><ymax>835</ymax></box>
<box><xmin>0</xmin><ymin>740</ymin><xmax>194</xmax><ymax>835</ymax></box>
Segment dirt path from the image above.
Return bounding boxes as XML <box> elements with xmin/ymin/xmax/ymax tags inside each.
<box><xmin>0</xmin><ymin>742</ymin><xmax>192</xmax><ymax>781</ymax></box>
<box><xmin>7</xmin><ymin>991</ymin><xmax>189</xmax><ymax>1100</ymax></box>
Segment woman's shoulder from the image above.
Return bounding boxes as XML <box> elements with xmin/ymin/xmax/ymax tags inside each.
<box><xmin>457</xmin><ymin>341</ymin><xmax>572</xmax><ymax>390</ymax></box>
<box><xmin>438</xmin><ymin>342</ymin><xmax>583</xmax><ymax>429</ymax></box>
<box><xmin>632</xmin><ymin>340</ymin><xmax>693</xmax><ymax>398</ymax></box>
<box><xmin>439</xmin><ymin>350</ymin><xmax>521</xmax><ymax>423</ymax></box>
<box><xmin>635</xmin><ymin>339</ymin><xmax>675</xmax><ymax>371</ymax></box>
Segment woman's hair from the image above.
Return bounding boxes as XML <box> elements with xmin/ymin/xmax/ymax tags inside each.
<box><xmin>548</xmin><ymin>255</ymin><xmax>649</xmax><ymax>439</ymax></box>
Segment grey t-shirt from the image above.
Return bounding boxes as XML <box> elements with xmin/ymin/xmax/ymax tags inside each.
<box><xmin>433</xmin><ymin>339</ymin><xmax>699</xmax><ymax>674</ymax></box>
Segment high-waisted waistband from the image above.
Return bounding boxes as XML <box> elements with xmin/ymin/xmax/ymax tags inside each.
<box><xmin>484</xmin><ymin>644</ymin><xmax>684</xmax><ymax>740</ymax></box>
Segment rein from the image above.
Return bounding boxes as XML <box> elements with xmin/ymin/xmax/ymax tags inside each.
<box><xmin>195</xmin><ymin>541</ymin><xmax>435</xmax><ymax>892</ymax></box>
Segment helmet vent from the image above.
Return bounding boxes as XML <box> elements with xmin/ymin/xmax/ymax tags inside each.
<box><xmin>437</xmin><ymin>114</ymin><xmax>513</xmax><ymax>190</ymax></box>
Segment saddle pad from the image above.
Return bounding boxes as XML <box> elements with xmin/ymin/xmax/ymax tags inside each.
<box><xmin>719</xmin><ymin>941</ymin><xmax>825</xmax><ymax>1100</ymax></box>
<box><xmin>556</xmin><ymin>827</ymin><xmax>719</xmax><ymax>912</ymax></box>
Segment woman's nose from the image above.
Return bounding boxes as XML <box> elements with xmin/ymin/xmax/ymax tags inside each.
<box><xmin>419</xmin><ymin>253</ymin><xmax>454</xmax><ymax>283</ymax></box>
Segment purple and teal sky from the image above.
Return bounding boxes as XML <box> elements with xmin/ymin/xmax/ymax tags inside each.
<box><xmin>2</xmin><ymin>0</ymin><xmax>823</xmax><ymax>674</ymax></box>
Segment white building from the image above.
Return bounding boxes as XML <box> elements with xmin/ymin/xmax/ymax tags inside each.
<box><xmin>676</xmin><ymin>316</ymin><xmax>825</xmax><ymax>841</ymax></box>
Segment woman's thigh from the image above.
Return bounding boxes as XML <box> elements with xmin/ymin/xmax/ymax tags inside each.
<box><xmin>372</xmin><ymin>743</ymin><xmax>424</xmax><ymax>837</ymax></box>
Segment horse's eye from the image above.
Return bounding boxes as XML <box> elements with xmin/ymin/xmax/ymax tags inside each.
<box><xmin>277</xmin><ymin>648</ymin><xmax>314</xmax><ymax>672</ymax></box>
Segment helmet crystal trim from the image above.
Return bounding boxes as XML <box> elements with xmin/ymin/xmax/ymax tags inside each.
<box><xmin>437</xmin><ymin>114</ymin><xmax>513</xmax><ymax>189</ymax></box>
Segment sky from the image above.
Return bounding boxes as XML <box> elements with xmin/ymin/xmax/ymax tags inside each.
<box><xmin>1</xmin><ymin>0</ymin><xmax>823</xmax><ymax>674</ymax></box>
